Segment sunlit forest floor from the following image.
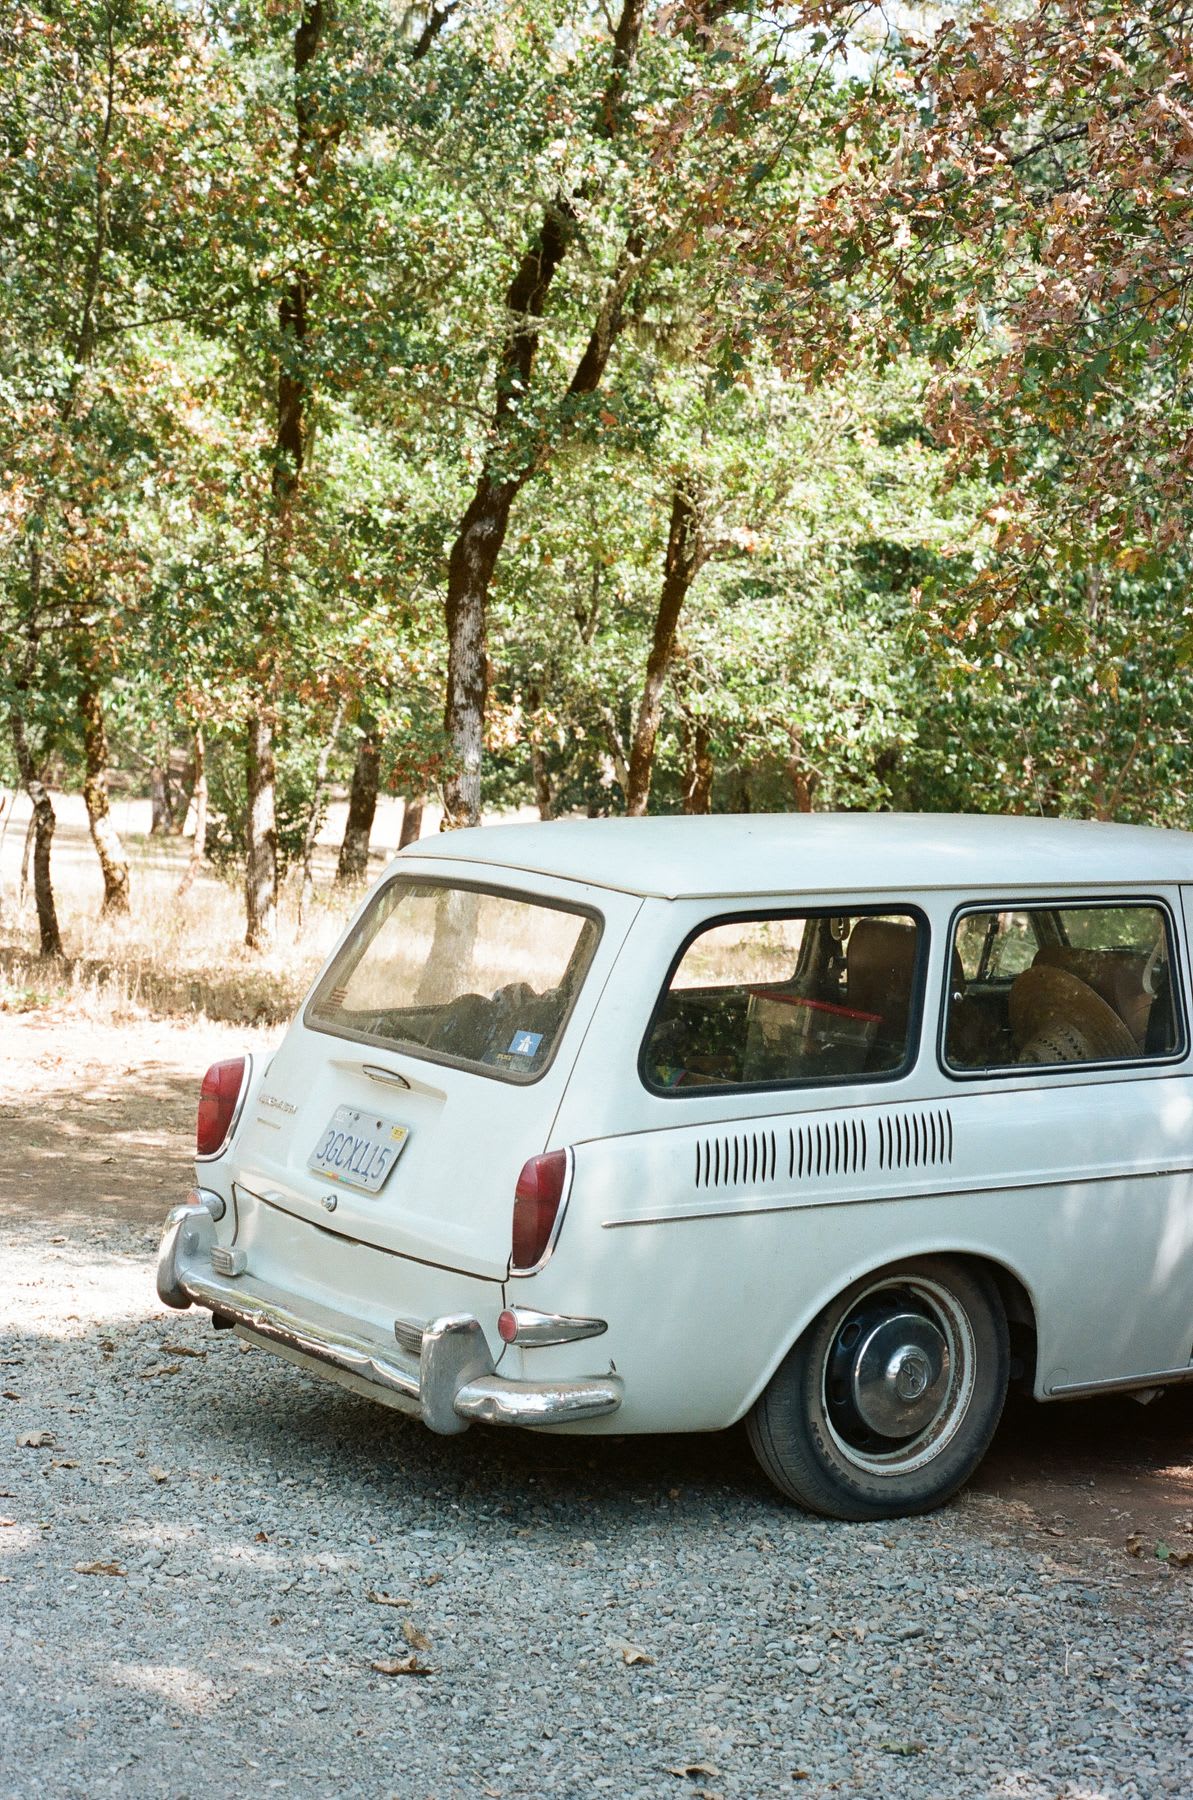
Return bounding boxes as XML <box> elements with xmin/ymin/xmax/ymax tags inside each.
<box><xmin>0</xmin><ymin>789</ymin><xmax>416</xmax><ymax>1027</ymax></box>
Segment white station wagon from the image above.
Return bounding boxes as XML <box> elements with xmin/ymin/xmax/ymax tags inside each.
<box><xmin>158</xmin><ymin>814</ymin><xmax>1193</xmax><ymax>1519</ymax></box>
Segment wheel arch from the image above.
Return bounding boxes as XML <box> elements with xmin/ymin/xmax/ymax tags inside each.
<box><xmin>732</xmin><ymin>1240</ymin><xmax>1040</xmax><ymax>1426</ymax></box>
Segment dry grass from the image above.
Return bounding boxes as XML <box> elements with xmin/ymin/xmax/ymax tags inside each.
<box><xmin>0</xmin><ymin>813</ymin><xmax>358</xmax><ymax>1028</ymax></box>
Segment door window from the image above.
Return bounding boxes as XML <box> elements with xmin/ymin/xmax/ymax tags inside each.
<box><xmin>944</xmin><ymin>901</ymin><xmax>1183</xmax><ymax>1072</ymax></box>
<box><xmin>642</xmin><ymin>909</ymin><xmax>925</xmax><ymax>1093</ymax></box>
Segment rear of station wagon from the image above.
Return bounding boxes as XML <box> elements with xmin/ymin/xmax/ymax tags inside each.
<box><xmin>158</xmin><ymin>814</ymin><xmax>1193</xmax><ymax>1519</ymax></box>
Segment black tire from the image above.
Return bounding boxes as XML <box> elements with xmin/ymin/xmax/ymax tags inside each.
<box><xmin>747</xmin><ymin>1257</ymin><xmax>1009</xmax><ymax>1521</ymax></box>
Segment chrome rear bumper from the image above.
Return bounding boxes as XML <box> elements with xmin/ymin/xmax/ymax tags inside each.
<box><xmin>156</xmin><ymin>1197</ymin><xmax>621</xmax><ymax>1434</ymax></box>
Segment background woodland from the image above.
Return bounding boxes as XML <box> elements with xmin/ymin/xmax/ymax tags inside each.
<box><xmin>2</xmin><ymin>0</ymin><xmax>1191</xmax><ymax>956</ymax></box>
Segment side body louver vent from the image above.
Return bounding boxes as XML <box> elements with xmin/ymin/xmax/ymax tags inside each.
<box><xmin>692</xmin><ymin>1107</ymin><xmax>954</xmax><ymax>1194</ymax></box>
<box><xmin>877</xmin><ymin>1107</ymin><xmax>953</xmax><ymax>1172</ymax></box>
<box><xmin>695</xmin><ymin>1129</ymin><xmax>779</xmax><ymax>1191</ymax></box>
<box><xmin>694</xmin><ymin>1119</ymin><xmax>868</xmax><ymax>1191</ymax></box>
<box><xmin>790</xmin><ymin>1117</ymin><xmax>867</xmax><ymax>1181</ymax></box>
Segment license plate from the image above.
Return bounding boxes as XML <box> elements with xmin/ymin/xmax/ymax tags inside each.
<box><xmin>308</xmin><ymin>1105</ymin><xmax>410</xmax><ymax>1194</ymax></box>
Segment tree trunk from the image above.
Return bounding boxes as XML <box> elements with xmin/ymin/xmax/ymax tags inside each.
<box><xmin>243</xmin><ymin>1</ymin><xmax>337</xmax><ymax>941</ymax></box>
<box><xmin>149</xmin><ymin>766</ymin><xmax>171</xmax><ymax>834</ymax></box>
<box><xmin>177</xmin><ymin>726</ymin><xmax>207</xmax><ymax>897</ymax></box>
<box><xmin>10</xmin><ymin>714</ymin><xmax>62</xmax><ymax>958</ymax></box>
<box><xmin>786</xmin><ymin>726</ymin><xmax>819</xmax><ymax>814</ymax></box>
<box><xmin>683</xmin><ymin>722</ymin><xmax>714</xmax><ymax>814</ymax></box>
<box><xmin>299</xmin><ymin>697</ymin><xmax>345</xmax><ymax>921</ymax></box>
<box><xmin>245</xmin><ymin>712</ymin><xmax>278</xmax><ymax>950</ymax></box>
<box><xmin>530</xmin><ymin>745</ymin><xmax>554</xmax><ymax>821</ymax></box>
<box><xmin>527</xmin><ymin>686</ymin><xmax>554</xmax><ymax>820</ymax></box>
<box><xmin>442</xmin><ymin>485</ymin><xmax>518</xmax><ymax>831</ymax></box>
<box><xmin>19</xmin><ymin>812</ymin><xmax>34</xmax><ymax>904</ymax></box>
<box><xmin>78</xmin><ymin>685</ymin><xmax>130</xmax><ymax>912</ymax></box>
<box><xmin>398</xmin><ymin>794</ymin><xmax>425</xmax><ymax>849</ymax></box>
<box><xmin>337</xmin><ymin>723</ymin><xmax>381</xmax><ymax>882</ymax></box>
<box><xmin>625</xmin><ymin>485</ymin><xmax>706</xmax><ymax>816</ymax></box>
<box><xmin>439</xmin><ymin>0</ymin><xmax>646</xmax><ymax>829</ymax></box>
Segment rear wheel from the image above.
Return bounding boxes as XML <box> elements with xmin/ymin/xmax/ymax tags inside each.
<box><xmin>747</xmin><ymin>1258</ymin><xmax>1009</xmax><ymax>1520</ymax></box>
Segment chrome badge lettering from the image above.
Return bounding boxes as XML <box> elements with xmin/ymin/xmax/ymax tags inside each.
<box><xmin>259</xmin><ymin>1093</ymin><xmax>298</xmax><ymax>1115</ymax></box>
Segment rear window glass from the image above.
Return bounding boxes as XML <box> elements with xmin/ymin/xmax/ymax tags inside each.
<box><xmin>944</xmin><ymin>901</ymin><xmax>1182</xmax><ymax>1072</ymax></box>
<box><xmin>643</xmin><ymin>909</ymin><xmax>925</xmax><ymax>1093</ymax></box>
<box><xmin>306</xmin><ymin>879</ymin><xmax>601</xmax><ymax>1082</ymax></box>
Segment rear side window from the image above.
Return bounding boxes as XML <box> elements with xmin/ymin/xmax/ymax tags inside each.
<box><xmin>944</xmin><ymin>901</ymin><xmax>1183</xmax><ymax>1073</ymax></box>
<box><xmin>642</xmin><ymin>909</ymin><xmax>925</xmax><ymax>1094</ymax></box>
<box><xmin>306</xmin><ymin>878</ymin><xmax>601</xmax><ymax>1082</ymax></box>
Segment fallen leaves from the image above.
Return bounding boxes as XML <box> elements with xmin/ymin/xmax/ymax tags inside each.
<box><xmin>609</xmin><ymin>1639</ymin><xmax>654</xmax><ymax>1667</ymax></box>
<box><xmin>370</xmin><ymin>1655</ymin><xmax>433</xmax><ymax>1677</ymax></box>
<box><xmin>149</xmin><ymin>1467</ymin><xmax>169</xmax><ymax>1484</ymax></box>
<box><xmin>1126</xmin><ymin>1533</ymin><xmax>1193</xmax><ymax>1566</ymax></box>
<box><xmin>401</xmin><ymin>1619</ymin><xmax>432</xmax><ymax>1652</ymax></box>
<box><xmin>16</xmin><ymin>1431</ymin><xmax>54</xmax><ymax>1448</ymax></box>
<box><xmin>74</xmin><ymin>1560</ymin><xmax>125</xmax><ymax>1577</ymax></box>
<box><xmin>667</xmin><ymin>1766</ymin><xmax>720</xmax><ymax>1782</ymax></box>
<box><xmin>159</xmin><ymin>1343</ymin><xmax>206</xmax><ymax>1359</ymax></box>
<box><xmin>365</xmin><ymin>1590</ymin><xmax>413</xmax><ymax>1609</ymax></box>
<box><xmin>138</xmin><ymin>1364</ymin><xmax>181</xmax><ymax>1380</ymax></box>
<box><xmin>2</xmin><ymin>1391</ymin><xmax>20</xmax><ymax>1402</ymax></box>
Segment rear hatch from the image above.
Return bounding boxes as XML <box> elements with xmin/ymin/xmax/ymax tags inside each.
<box><xmin>230</xmin><ymin>862</ymin><xmax>639</xmax><ymax>1279</ymax></box>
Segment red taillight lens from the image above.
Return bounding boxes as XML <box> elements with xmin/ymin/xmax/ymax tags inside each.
<box><xmin>511</xmin><ymin>1149</ymin><xmax>568</xmax><ymax>1272</ymax></box>
<box><xmin>196</xmin><ymin>1057</ymin><xmax>246</xmax><ymax>1157</ymax></box>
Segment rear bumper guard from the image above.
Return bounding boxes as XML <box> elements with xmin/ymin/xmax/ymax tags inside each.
<box><xmin>156</xmin><ymin>1197</ymin><xmax>622</xmax><ymax>1435</ymax></box>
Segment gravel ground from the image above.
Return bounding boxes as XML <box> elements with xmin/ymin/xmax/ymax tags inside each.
<box><xmin>2</xmin><ymin>1201</ymin><xmax>1191</xmax><ymax>1800</ymax></box>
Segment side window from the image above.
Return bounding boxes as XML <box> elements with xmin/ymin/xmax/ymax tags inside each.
<box><xmin>944</xmin><ymin>901</ymin><xmax>1183</xmax><ymax>1073</ymax></box>
<box><xmin>953</xmin><ymin>911</ymin><xmax>1040</xmax><ymax>984</ymax></box>
<box><xmin>642</xmin><ymin>909</ymin><xmax>925</xmax><ymax>1093</ymax></box>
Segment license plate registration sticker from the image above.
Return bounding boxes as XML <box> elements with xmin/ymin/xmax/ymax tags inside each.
<box><xmin>308</xmin><ymin>1105</ymin><xmax>410</xmax><ymax>1194</ymax></box>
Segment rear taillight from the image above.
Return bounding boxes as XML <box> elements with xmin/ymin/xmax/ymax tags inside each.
<box><xmin>511</xmin><ymin>1149</ymin><xmax>569</xmax><ymax>1272</ymax></box>
<box><xmin>197</xmin><ymin>1057</ymin><xmax>247</xmax><ymax>1158</ymax></box>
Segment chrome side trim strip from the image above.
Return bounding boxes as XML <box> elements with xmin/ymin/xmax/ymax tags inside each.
<box><xmin>1046</xmin><ymin>1363</ymin><xmax>1193</xmax><ymax>1399</ymax></box>
<box><xmin>602</xmin><ymin>1159</ymin><xmax>1193</xmax><ymax>1230</ymax></box>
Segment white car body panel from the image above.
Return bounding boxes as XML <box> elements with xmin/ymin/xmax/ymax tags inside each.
<box><xmin>165</xmin><ymin>815</ymin><xmax>1193</xmax><ymax>1441</ymax></box>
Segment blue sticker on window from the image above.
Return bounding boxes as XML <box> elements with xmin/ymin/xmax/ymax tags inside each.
<box><xmin>508</xmin><ymin>1030</ymin><xmax>543</xmax><ymax>1057</ymax></box>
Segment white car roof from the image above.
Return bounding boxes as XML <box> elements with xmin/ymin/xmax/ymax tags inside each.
<box><xmin>399</xmin><ymin>813</ymin><xmax>1193</xmax><ymax>901</ymax></box>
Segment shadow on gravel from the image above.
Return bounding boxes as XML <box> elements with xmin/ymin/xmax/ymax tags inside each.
<box><xmin>3</xmin><ymin>1194</ymin><xmax>1191</xmax><ymax>1567</ymax></box>
<box><xmin>0</xmin><ymin>1064</ymin><xmax>200</xmax><ymax>1227</ymax></box>
<box><xmin>166</xmin><ymin>1342</ymin><xmax>779</xmax><ymax>1523</ymax></box>
<box><xmin>134</xmin><ymin>1316</ymin><xmax>1193</xmax><ymax>1562</ymax></box>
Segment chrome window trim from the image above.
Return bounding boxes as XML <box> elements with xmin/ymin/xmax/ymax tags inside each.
<box><xmin>638</xmin><ymin>903</ymin><xmax>931</xmax><ymax>1100</ymax></box>
<box><xmin>937</xmin><ymin>893</ymin><xmax>1189</xmax><ymax>1082</ymax></box>
<box><xmin>303</xmin><ymin>874</ymin><xmax>604</xmax><ymax>1088</ymax></box>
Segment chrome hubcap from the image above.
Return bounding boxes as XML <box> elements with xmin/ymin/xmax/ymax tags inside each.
<box><xmin>850</xmin><ymin>1311</ymin><xmax>949</xmax><ymax>1436</ymax></box>
<box><xmin>822</xmin><ymin>1278</ymin><xmax>974</xmax><ymax>1476</ymax></box>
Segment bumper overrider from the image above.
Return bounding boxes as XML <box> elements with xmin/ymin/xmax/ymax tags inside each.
<box><xmin>156</xmin><ymin>1192</ymin><xmax>622</xmax><ymax>1435</ymax></box>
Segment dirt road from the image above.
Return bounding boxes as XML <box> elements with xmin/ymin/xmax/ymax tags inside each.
<box><xmin>3</xmin><ymin>1011</ymin><xmax>1191</xmax><ymax>1565</ymax></box>
<box><xmin>1</xmin><ymin>1012</ymin><xmax>1191</xmax><ymax>1797</ymax></box>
